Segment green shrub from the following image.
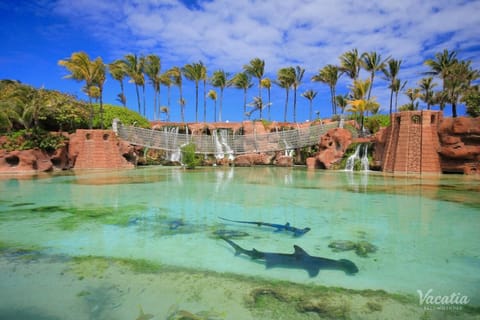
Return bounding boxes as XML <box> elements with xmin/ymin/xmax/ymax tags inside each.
<box><xmin>92</xmin><ymin>104</ymin><xmax>150</xmax><ymax>129</ymax></box>
<box><xmin>1</xmin><ymin>128</ymin><xmax>66</xmax><ymax>151</ymax></box>
<box><xmin>364</xmin><ymin>114</ymin><xmax>390</xmax><ymax>133</ymax></box>
<box><xmin>181</xmin><ymin>143</ymin><xmax>201</xmax><ymax>169</ymax></box>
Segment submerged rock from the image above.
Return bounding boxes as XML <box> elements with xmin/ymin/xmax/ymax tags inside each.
<box><xmin>328</xmin><ymin>240</ymin><xmax>378</xmax><ymax>257</ymax></box>
<box><xmin>328</xmin><ymin>240</ymin><xmax>357</xmax><ymax>252</ymax></box>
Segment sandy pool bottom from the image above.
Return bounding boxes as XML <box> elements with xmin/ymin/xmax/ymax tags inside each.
<box><xmin>0</xmin><ymin>251</ymin><xmax>478</xmax><ymax>320</ymax></box>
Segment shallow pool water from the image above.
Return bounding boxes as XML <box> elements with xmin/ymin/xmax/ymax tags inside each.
<box><xmin>0</xmin><ymin>167</ymin><xmax>479</xmax><ymax>319</ymax></box>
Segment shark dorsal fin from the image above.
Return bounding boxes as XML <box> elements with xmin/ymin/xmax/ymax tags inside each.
<box><xmin>293</xmin><ymin>245</ymin><xmax>308</xmax><ymax>257</ymax></box>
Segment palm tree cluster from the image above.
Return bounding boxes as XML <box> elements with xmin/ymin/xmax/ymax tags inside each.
<box><xmin>57</xmin><ymin>49</ymin><xmax>478</xmax><ymax>126</ymax></box>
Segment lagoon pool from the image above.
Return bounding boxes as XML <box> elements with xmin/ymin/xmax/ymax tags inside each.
<box><xmin>0</xmin><ymin>167</ymin><xmax>479</xmax><ymax>319</ymax></box>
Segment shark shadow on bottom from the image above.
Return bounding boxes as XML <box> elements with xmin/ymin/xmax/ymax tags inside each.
<box><xmin>220</xmin><ymin>237</ymin><xmax>359</xmax><ymax>277</ymax></box>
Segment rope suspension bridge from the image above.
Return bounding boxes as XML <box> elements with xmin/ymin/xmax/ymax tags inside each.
<box><xmin>115</xmin><ymin>121</ymin><xmax>341</xmax><ymax>156</ymax></box>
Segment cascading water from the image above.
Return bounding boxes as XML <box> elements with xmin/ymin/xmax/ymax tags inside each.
<box><xmin>219</xmin><ymin>129</ymin><xmax>234</xmax><ymax>160</ymax></box>
<box><xmin>213</xmin><ymin>130</ymin><xmax>224</xmax><ymax>160</ymax></box>
<box><xmin>345</xmin><ymin>145</ymin><xmax>361</xmax><ymax>171</ymax></box>
<box><xmin>361</xmin><ymin>144</ymin><xmax>369</xmax><ymax>171</ymax></box>
<box><xmin>345</xmin><ymin>144</ymin><xmax>369</xmax><ymax>171</ymax></box>
<box><xmin>213</xmin><ymin>129</ymin><xmax>234</xmax><ymax>160</ymax></box>
<box><xmin>164</xmin><ymin>127</ymin><xmax>181</xmax><ymax>162</ymax></box>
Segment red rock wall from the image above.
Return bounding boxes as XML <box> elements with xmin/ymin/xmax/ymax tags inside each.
<box><xmin>69</xmin><ymin>130</ymin><xmax>134</xmax><ymax>170</ymax></box>
<box><xmin>438</xmin><ymin>117</ymin><xmax>480</xmax><ymax>174</ymax></box>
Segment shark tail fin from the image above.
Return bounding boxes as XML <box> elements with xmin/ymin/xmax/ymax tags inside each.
<box><xmin>220</xmin><ymin>236</ymin><xmax>244</xmax><ymax>256</ymax></box>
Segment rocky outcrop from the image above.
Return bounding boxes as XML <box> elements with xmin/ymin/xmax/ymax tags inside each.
<box><xmin>0</xmin><ymin>148</ymin><xmax>59</xmax><ymax>173</ymax></box>
<box><xmin>438</xmin><ymin>117</ymin><xmax>480</xmax><ymax>174</ymax></box>
<box><xmin>233</xmin><ymin>153</ymin><xmax>275</xmax><ymax>166</ymax></box>
<box><xmin>274</xmin><ymin>155</ymin><xmax>293</xmax><ymax>167</ymax></box>
<box><xmin>306</xmin><ymin>128</ymin><xmax>353</xmax><ymax>169</ymax></box>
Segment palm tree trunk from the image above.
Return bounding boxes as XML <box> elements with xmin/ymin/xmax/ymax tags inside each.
<box><xmin>452</xmin><ymin>102</ymin><xmax>457</xmax><ymax>118</ymax></box>
<box><xmin>88</xmin><ymin>96</ymin><xmax>93</xmax><ymax>129</ymax></box>
<box><xmin>179</xmin><ymin>85</ymin><xmax>184</xmax><ymax>122</ymax></box>
<box><xmin>195</xmin><ymin>82</ymin><xmax>199</xmax><ymax>122</ymax></box>
<box><xmin>219</xmin><ymin>88</ymin><xmax>224</xmax><ymax>122</ymax></box>
<box><xmin>203</xmin><ymin>79</ymin><xmax>207</xmax><ymax>123</ymax></box>
<box><xmin>389</xmin><ymin>88</ymin><xmax>393</xmax><ymax>114</ymax></box>
<box><xmin>153</xmin><ymin>89</ymin><xmax>158</xmax><ymax>120</ymax></box>
<box><xmin>309</xmin><ymin>100</ymin><xmax>313</xmax><ymax>121</ymax></box>
<box><xmin>284</xmin><ymin>89</ymin><xmax>289</xmax><ymax>122</ymax></box>
<box><xmin>135</xmin><ymin>85</ymin><xmax>141</xmax><ymax>114</ymax></box>
<box><xmin>99</xmin><ymin>89</ymin><xmax>104</xmax><ymax>129</ymax></box>
<box><xmin>142</xmin><ymin>85</ymin><xmax>146</xmax><ymax>117</ymax></box>
<box><xmin>243</xmin><ymin>88</ymin><xmax>247</xmax><ymax>119</ymax></box>
<box><xmin>120</xmin><ymin>81</ymin><xmax>126</xmax><ymax>107</ymax></box>
<box><xmin>293</xmin><ymin>87</ymin><xmax>297</xmax><ymax>122</ymax></box>
<box><xmin>333</xmin><ymin>86</ymin><xmax>337</xmax><ymax>115</ymax></box>
<box><xmin>367</xmin><ymin>74</ymin><xmax>374</xmax><ymax>100</ymax></box>
<box><xmin>268</xmin><ymin>88</ymin><xmax>271</xmax><ymax>121</ymax></box>
<box><xmin>330</xmin><ymin>87</ymin><xmax>335</xmax><ymax>115</ymax></box>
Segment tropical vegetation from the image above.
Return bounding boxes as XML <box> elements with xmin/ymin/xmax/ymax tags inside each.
<box><xmin>1</xmin><ymin>48</ymin><xmax>478</xmax><ymax>140</ymax></box>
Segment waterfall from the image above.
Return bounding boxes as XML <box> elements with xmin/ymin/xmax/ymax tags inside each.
<box><xmin>345</xmin><ymin>144</ymin><xmax>369</xmax><ymax>171</ymax></box>
<box><xmin>361</xmin><ymin>144</ymin><xmax>369</xmax><ymax>171</ymax></box>
<box><xmin>345</xmin><ymin>145</ymin><xmax>361</xmax><ymax>171</ymax></box>
<box><xmin>213</xmin><ymin>129</ymin><xmax>234</xmax><ymax>160</ymax></box>
<box><xmin>213</xmin><ymin>130</ymin><xmax>224</xmax><ymax>159</ymax></box>
<box><xmin>164</xmin><ymin>127</ymin><xmax>181</xmax><ymax>162</ymax></box>
<box><xmin>219</xmin><ymin>129</ymin><xmax>234</xmax><ymax>160</ymax></box>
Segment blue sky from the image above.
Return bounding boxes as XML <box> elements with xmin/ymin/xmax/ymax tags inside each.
<box><xmin>1</xmin><ymin>0</ymin><xmax>479</xmax><ymax>123</ymax></box>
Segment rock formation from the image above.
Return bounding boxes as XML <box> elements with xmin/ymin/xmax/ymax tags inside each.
<box><xmin>437</xmin><ymin>117</ymin><xmax>480</xmax><ymax>174</ymax></box>
<box><xmin>306</xmin><ymin>128</ymin><xmax>353</xmax><ymax>169</ymax></box>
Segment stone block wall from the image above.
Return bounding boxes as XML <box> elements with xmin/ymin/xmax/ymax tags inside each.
<box><xmin>69</xmin><ymin>130</ymin><xmax>134</xmax><ymax>169</ymax></box>
<box><xmin>382</xmin><ymin>111</ymin><xmax>442</xmax><ymax>173</ymax></box>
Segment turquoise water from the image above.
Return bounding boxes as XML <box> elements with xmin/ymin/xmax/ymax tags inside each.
<box><xmin>0</xmin><ymin>167</ymin><xmax>479</xmax><ymax>319</ymax></box>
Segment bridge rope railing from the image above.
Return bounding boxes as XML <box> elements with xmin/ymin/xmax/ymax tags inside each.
<box><xmin>116</xmin><ymin>121</ymin><xmax>340</xmax><ymax>155</ymax></box>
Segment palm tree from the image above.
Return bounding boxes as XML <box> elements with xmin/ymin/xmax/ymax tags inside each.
<box><xmin>392</xmin><ymin>78</ymin><xmax>407</xmax><ymax>112</ymax></box>
<box><xmin>418</xmin><ymin>77</ymin><xmax>437</xmax><ymax>110</ymax></box>
<box><xmin>361</xmin><ymin>51</ymin><xmax>388</xmax><ymax>99</ymax></box>
<box><xmin>336</xmin><ymin>94</ymin><xmax>349</xmax><ymax>114</ymax></box>
<box><xmin>443</xmin><ymin>60</ymin><xmax>480</xmax><ymax>117</ymax></box>
<box><xmin>123</xmin><ymin>54</ymin><xmax>145</xmax><ymax>115</ymax></box>
<box><xmin>276</xmin><ymin>67</ymin><xmax>296</xmax><ymax>122</ymax></box>
<box><xmin>182</xmin><ymin>61</ymin><xmax>206</xmax><ymax>122</ymax></box>
<box><xmin>167</xmin><ymin>67</ymin><xmax>184</xmax><ymax>122</ymax></box>
<box><xmin>58</xmin><ymin>51</ymin><xmax>98</xmax><ymax>128</ymax></box>
<box><xmin>246</xmin><ymin>96</ymin><xmax>270</xmax><ymax>119</ymax></box>
<box><xmin>404</xmin><ymin>88</ymin><xmax>421</xmax><ymax>110</ymax></box>
<box><xmin>160</xmin><ymin>73</ymin><xmax>172</xmax><ymax>112</ymax></box>
<box><xmin>91</xmin><ymin>57</ymin><xmax>106</xmax><ymax>129</ymax></box>
<box><xmin>200</xmin><ymin>63</ymin><xmax>207</xmax><ymax>122</ymax></box>
<box><xmin>243</xmin><ymin>58</ymin><xmax>265</xmax><ymax>100</ymax></box>
<box><xmin>160</xmin><ymin>106</ymin><xmax>169</xmax><ymax>121</ymax></box>
<box><xmin>340</xmin><ymin>48</ymin><xmax>362</xmax><ymax>81</ymax></box>
<box><xmin>230</xmin><ymin>72</ymin><xmax>253</xmax><ymax>119</ymax></box>
<box><xmin>143</xmin><ymin>54</ymin><xmax>161</xmax><ymax>120</ymax></box>
<box><xmin>207</xmin><ymin>89</ymin><xmax>217</xmax><ymax>122</ymax></box>
<box><xmin>347</xmin><ymin>79</ymin><xmax>378</xmax><ymax>132</ymax></box>
<box><xmin>301</xmin><ymin>89</ymin><xmax>317</xmax><ymax>121</ymax></box>
<box><xmin>424</xmin><ymin>49</ymin><xmax>458</xmax><ymax>111</ymax></box>
<box><xmin>291</xmin><ymin>66</ymin><xmax>305</xmax><ymax>122</ymax></box>
<box><xmin>312</xmin><ymin>64</ymin><xmax>340</xmax><ymax>115</ymax></box>
<box><xmin>382</xmin><ymin>58</ymin><xmax>402</xmax><ymax>114</ymax></box>
<box><xmin>108</xmin><ymin>59</ymin><xmax>128</xmax><ymax>107</ymax></box>
<box><xmin>210</xmin><ymin>69</ymin><xmax>229</xmax><ymax>122</ymax></box>
<box><xmin>260</xmin><ymin>77</ymin><xmax>272</xmax><ymax>120</ymax></box>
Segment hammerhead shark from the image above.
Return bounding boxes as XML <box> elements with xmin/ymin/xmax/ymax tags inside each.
<box><xmin>218</xmin><ymin>217</ymin><xmax>311</xmax><ymax>237</ymax></box>
<box><xmin>221</xmin><ymin>237</ymin><xmax>359</xmax><ymax>277</ymax></box>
